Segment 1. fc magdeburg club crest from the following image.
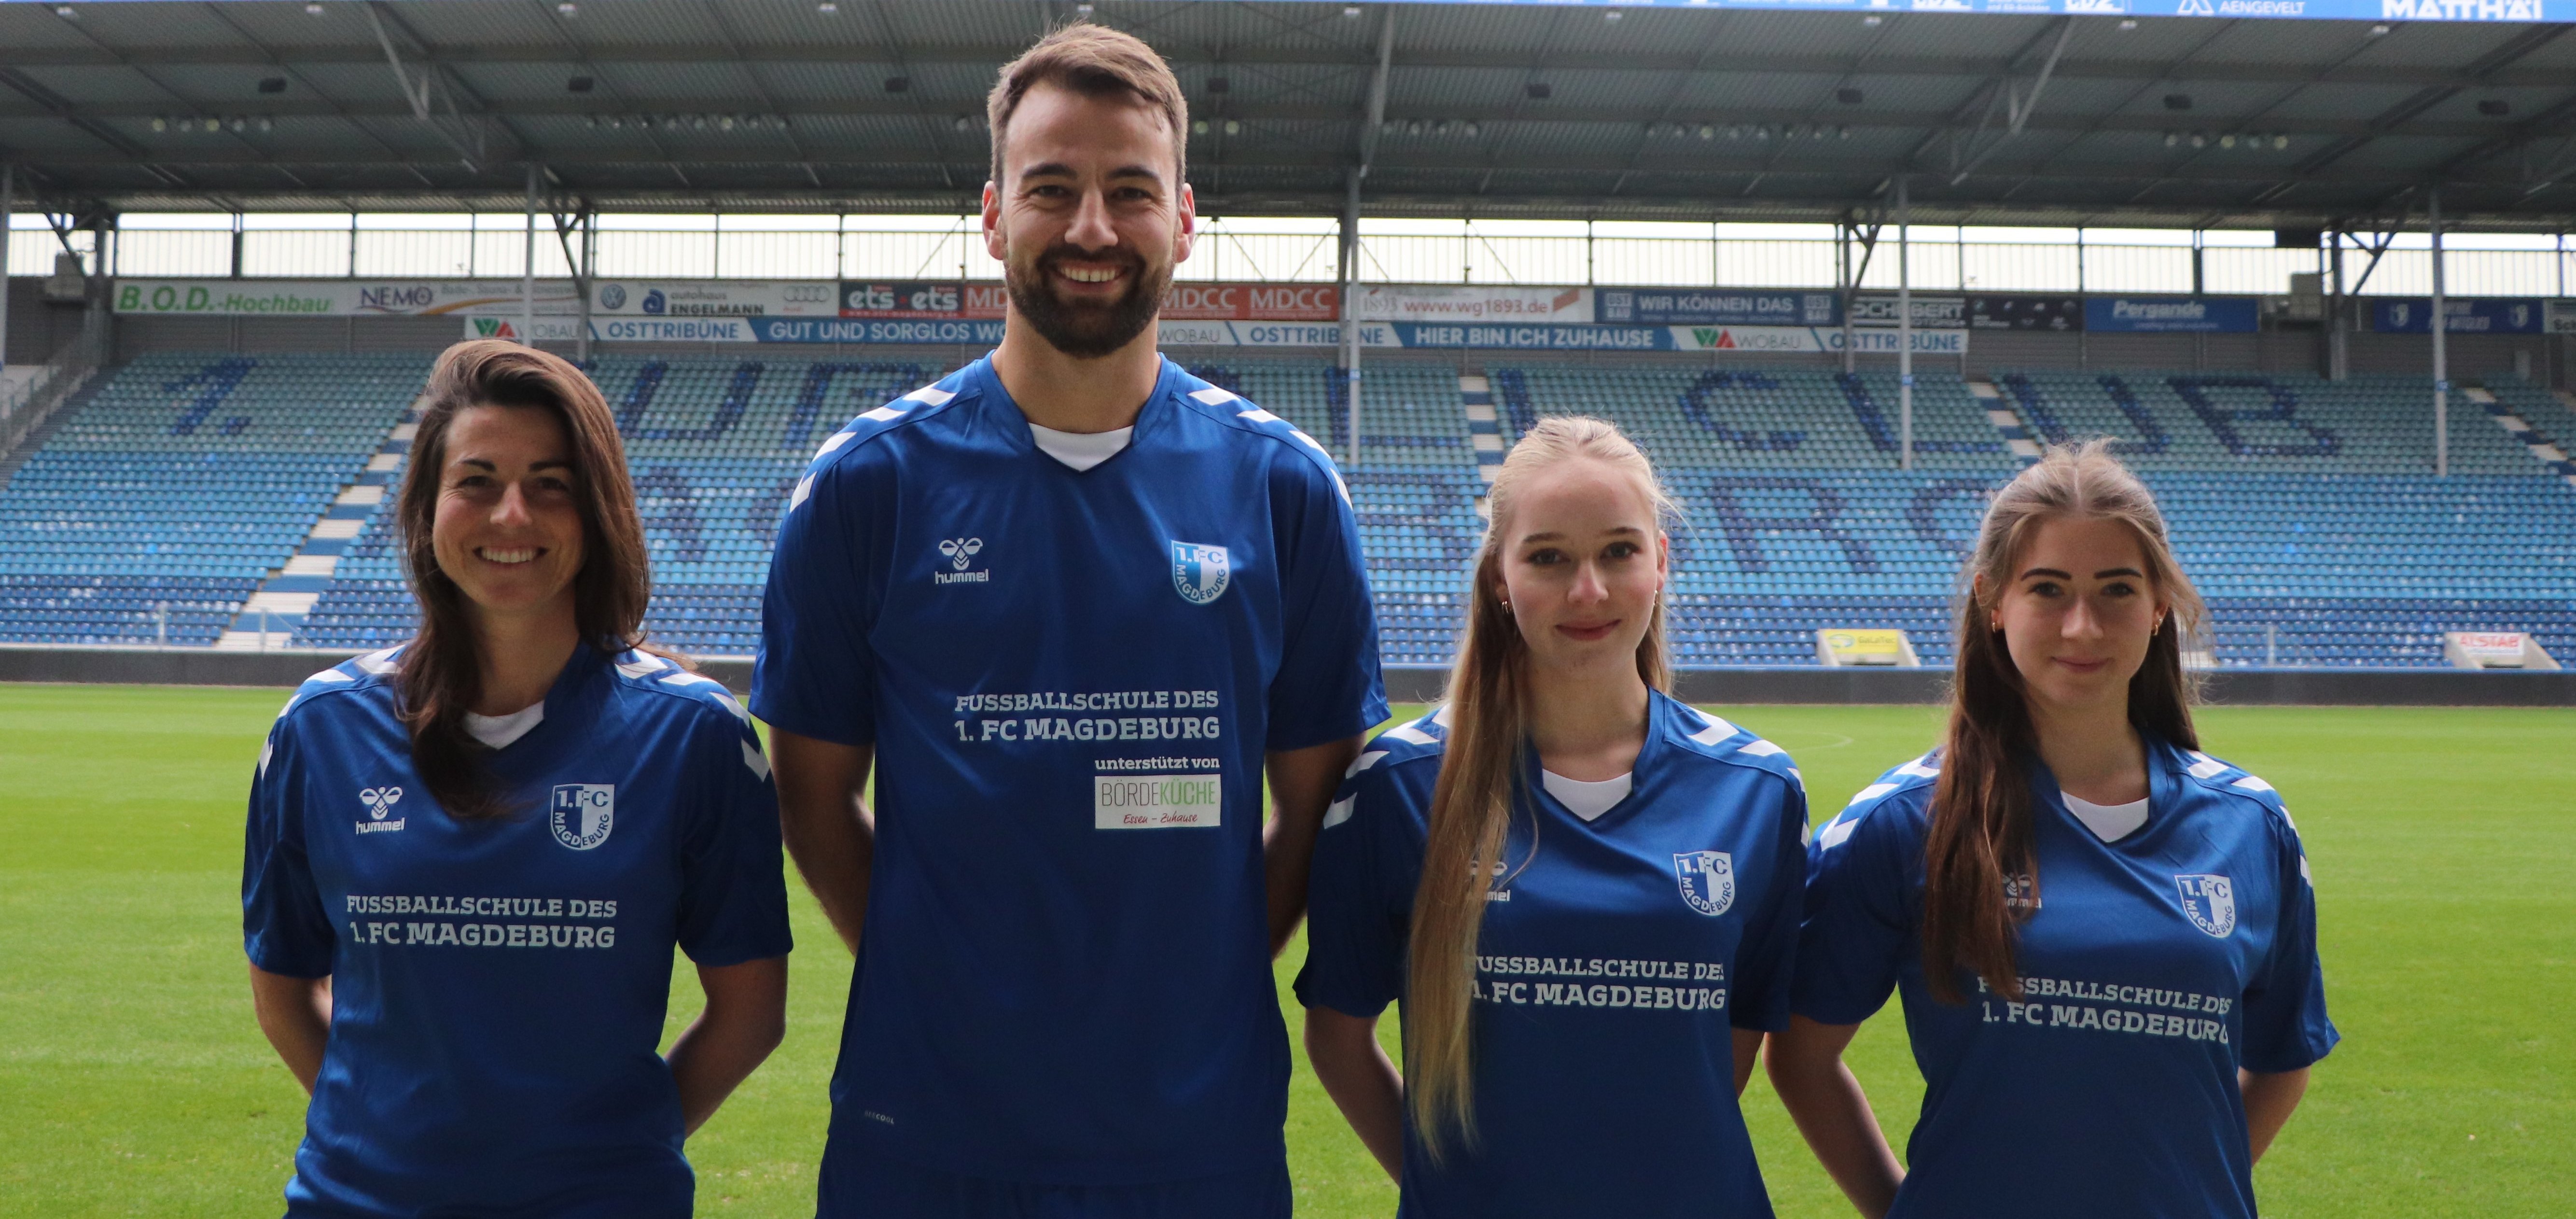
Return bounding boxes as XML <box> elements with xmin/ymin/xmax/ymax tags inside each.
<box><xmin>550</xmin><ymin>784</ymin><xmax>616</xmax><ymax>851</ymax></box>
<box><xmin>2174</xmin><ymin>873</ymin><xmax>2237</xmax><ymax>937</ymax></box>
<box><xmin>1672</xmin><ymin>851</ymin><xmax>1736</xmax><ymax>916</ymax></box>
<box><xmin>1170</xmin><ymin>541</ymin><xmax>1231</xmax><ymax>606</ymax></box>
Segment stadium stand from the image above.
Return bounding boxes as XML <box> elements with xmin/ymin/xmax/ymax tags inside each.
<box><xmin>0</xmin><ymin>353</ymin><xmax>423</xmax><ymax>646</ymax></box>
<box><xmin>6</xmin><ymin>351</ymin><xmax>2571</xmax><ymax>671</ymax></box>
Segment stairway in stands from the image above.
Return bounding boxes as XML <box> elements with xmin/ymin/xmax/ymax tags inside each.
<box><xmin>215</xmin><ymin>402</ymin><xmax>420</xmax><ymax>650</ymax></box>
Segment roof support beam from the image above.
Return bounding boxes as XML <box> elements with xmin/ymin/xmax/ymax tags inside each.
<box><xmin>1947</xmin><ymin>16</ymin><xmax>2075</xmax><ymax>187</ymax></box>
<box><xmin>362</xmin><ymin>0</ymin><xmax>487</xmax><ymax>172</ymax></box>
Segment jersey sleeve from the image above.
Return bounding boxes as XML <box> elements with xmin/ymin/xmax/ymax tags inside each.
<box><xmin>1293</xmin><ymin>758</ymin><xmax>1425</xmax><ymax>1018</ymax></box>
<box><xmin>242</xmin><ymin>713</ymin><xmax>335</xmax><ymax>978</ymax></box>
<box><xmin>1263</xmin><ymin>456</ymin><xmax>1388</xmax><ymax>752</ymax></box>
<box><xmin>674</xmin><ymin>709</ymin><xmax>795</xmax><ymax>967</ymax></box>
<box><xmin>2240</xmin><ymin>806</ymin><xmax>2337</xmax><ymax>1072</ymax></box>
<box><xmin>1728</xmin><ymin>774</ymin><xmax>1811</xmax><ymax>1033</ymax></box>
<box><xmin>1791</xmin><ymin>788</ymin><xmax>1923</xmax><ymax>1026</ymax></box>
<box><xmin>752</xmin><ymin>455</ymin><xmax>886</xmax><ymax>747</ymax></box>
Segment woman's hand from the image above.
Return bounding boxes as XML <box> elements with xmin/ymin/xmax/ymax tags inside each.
<box><xmin>668</xmin><ymin>955</ymin><xmax>789</xmax><ymax>1136</ymax></box>
<box><xmin>2241</xmin><ymin>1066</ymin><xmax>2310</xmax><ymax>1162</ymax></box>
<box><xmin>1304</xmin><ymin>1005</ymin><xmax>1405</xmax><ymax>1181</ymax></box>
<box><xmin>1766</xmin><ymin>1015</ymin><xmax>1905</xmax><ymax>1219</ymax></box>
<box><xmin>247</xmin><ymin>963</ymin><xmax>333</xmax><ymax>1095</ymax></box>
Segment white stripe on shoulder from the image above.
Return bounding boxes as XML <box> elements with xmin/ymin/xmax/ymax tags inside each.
<box><xmin>306</xmin><ymin>667</ymin><xmax>354</xmax><ymax>686</ymax></box>
<box><xmin>903</xmin><ymin>383</ymin><xmax>959</xmax><ymax>406</ymax></box>
<box><xmin>1234</xmin><ymin>406</ymin><xmax>1284</xmax><ymax>425</ymax></box>
<box><xmin>2298</xmin><ymin>855</ymin><xmax>2312</xmax><ymax>884</ymax></box>
<box><xmin>1894</xmin><ymin>755</ymin><xmax>1940</xmax><ymax>779</ymax></box>
<box><xmin>2231</xmin><ymin>774</ymin><xmax>2276</xmax><ymax>794</ymax></box>
<box><xmin>1343</xmin><ymin>749</ymin><xmax>1389</xmax><ymax>778</ymax></box>
<box><xmin>353</xmin><ymin>647</ymin><xmax>402</xmax><ymax>675</ymax></box>
<box><xmin>857</xmin><ymin>403</ymin><xmax>911</xmax><ymax>423</ymax></box>
<box><xmin>2186</xmin><ymin>750</ymin><xmax>2228</xmax><ymax>779</ymax></box>
<box><xmin>740</xmin><ymin>739</ymin><xmax>771</xmax><ymax>782</ymax></box>
<box><xmin>814</xmin><ymin>431</ymin><xmax>855</xmax><ymax>459</ymax></box>
<box><xmin>1322</xmin><ymin>795</ymin><xmax>1357</xmax><ymax>829</ymax></box>
<box><xmin>1818</xmin><ymin>817</ymin><xmax>1859</xmax><ymax>851</ymax></box>
<box><xmin>1432</xmin><ymin>703</ymin><xmax>1455</xmax><ymax>727</ymax></box>
<box><xmin>258</xmin><ymin>738</ymin><xmax>274</xmax><ymax>778</ymax></box>
<box><xmin>1737</xmin><ymin>738</ymin><xmax>1785</xmax><ymax>757</ymax></box>
<box><xmin>1190</xmin><ymin>386</ymin><xmax>1239</xmax><ymax>405</ymax></box>
<box><xmin>1384</xmin><ymin>721</ymin><xmax>1438</xmax><ymax>746</ymax></box>
<box><xmin>616</xmin><ymin>654</ymin><xmax>670</xmax><ymax>679</ymax></box>
<box><xmin>1849</xmin><ymin>782</ymin><xmax>1898</xmax><ymax>805</ymax></box>
<box><xmin>788</xmin><ymin>474</ymin><xmax>816</xmax><ymax>513</ymax></box>
<box><xmin>1688</xmin><ymin>715</ymin><xmax>1739</xmax><ymax>746</ymax></box>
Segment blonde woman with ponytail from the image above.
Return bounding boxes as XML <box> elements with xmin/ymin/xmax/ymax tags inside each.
<box><xmin>1295</xmin><ymin>416</ymin><xmax>1810</xmax><ymax>1218</ymax></box>
<box><xmin>1768</xmin><ymin>442</ymin><xmax>2336</xmax><ymax>1219</ymax></box>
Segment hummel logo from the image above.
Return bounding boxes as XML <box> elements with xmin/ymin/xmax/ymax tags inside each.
<box><xmin>935</xmin><ymin>537</ymin><xmax>990</xmax><ymax>586</ymax></box>
<box><xmin>357</xmin><ymin>785</ymin><xmax>406</xmax><ymax>834</ymax></box>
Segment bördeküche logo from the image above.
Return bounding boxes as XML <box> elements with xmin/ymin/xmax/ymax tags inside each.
<box><xmin>2174</xmin><ymin>873</ymin><xmax>2236</xmax><ymax>937</ymax></box>
<box><xmin>551</xmin><ymin>784</ymin><xmax>615</xmax><ymax>851</ymax></box>
<box><xmin>1171</xmin><ymin>541</ymin><xmax>1231</xmax><ymax>605</ymax></box>
<box><xmin>935</xmin><ymin>537</ymin><xmax>988</xmax><ymax>585</ymax></box>
<box><xmin>356</xmin><ymin>785</ymin><xmax>405</xmax><ymax>834</ymax></box>
<box><xmin>1673</xmin><ymin>851</ymin><xmax>1735</xmax><ymax>916</ymax></box>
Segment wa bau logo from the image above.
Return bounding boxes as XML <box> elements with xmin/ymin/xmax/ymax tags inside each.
<box><xmin>472</xmin><ymin>317</ymin><xmax>519</xmax><ymax>339</ymax></box>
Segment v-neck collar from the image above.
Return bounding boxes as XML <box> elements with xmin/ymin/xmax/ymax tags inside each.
<box><xmin>978</xmin><ymin>354</ymin><xmax>1175</xmax><ymax>476</ymax></box>
<box><xmin>2028</xmin><ymin>734</ymin><xmax>2180</xmax><ymax>848</ymax></box>
<box><xmin>1520</xmin><ymin>690</ymin><xmax>1672</xmax><ymax>831</ymax></box>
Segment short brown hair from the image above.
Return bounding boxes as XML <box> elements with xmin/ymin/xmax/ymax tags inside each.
<box><xmin>395</xmin><ymin>339</ymin><xmax>674</xmax><ymax>819</ymax></box>
<box><xmin>986</xmin><ymin>23</ymin><xmax>1188</xmax><ymax>189</ymax></box>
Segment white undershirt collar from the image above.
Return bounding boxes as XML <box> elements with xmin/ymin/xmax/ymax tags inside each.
<box><xmin>462</xmin><ymin>701</ymin><xmax>546</xmax><ymax>751</ymax></box>
<box><xmin>1026</xmin><ymin>421</ymin><xmax>1134</xmax><ymax>472</ymax></box>
<box><xmin>2062</xmin><ymin>792</ymin><xmax>2150</xmax><ymax>843</ymax></box>
<box><xmin>1541</xmin><ymin>770</ymin><xmax>1634</xmax><ymax>822</ymax></box>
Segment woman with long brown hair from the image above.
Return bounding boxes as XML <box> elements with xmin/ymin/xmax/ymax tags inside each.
<box><xmin>241</xmin><ymin>340</ymin><xmax>792</xmax><ymax>1218</ymax></box>
<box><xmin>1768</xmin><ymin>441</ymin><xmax>2336</xmax><ymax>1219</ymax></box>
<box><xmin>1296</xmin><ymin>416</ymin><xmax>1809</xmax><ymax>1218</ymax></box>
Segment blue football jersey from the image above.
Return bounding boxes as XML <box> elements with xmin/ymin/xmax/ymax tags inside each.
<box><xmin>241</xmin><ymin>643</ymin><xmax>793</xmax><ymax>1219</ymax></box>
<box><xmin>1794</xmin><ymin>737</ymin><xmax>2337</xmax><ymax>1219</ymax></box>
<box><xmin>752</xmin><ymin>354</ymin><xmax>1387</xmax><ymax>1185</ymax></box>
<box><xmin>1295</xmin><ymin>692</ymin><xmax>1808</xmax><ymax>1219</ymax></box>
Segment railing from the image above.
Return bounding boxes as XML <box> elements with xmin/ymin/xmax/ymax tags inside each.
<box><xmin>0</xmin><ymin>309</ymin><xmax>107</xmax><ymax>461</ymax></box>
<box><xmin>58</xmin><ymin>218</ymin><xmax>2576</xmax><ymax>298</ymax></box>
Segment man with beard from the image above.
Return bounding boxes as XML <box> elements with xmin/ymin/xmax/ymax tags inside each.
<box><xmin>753</xmin><ymin>22</ymin><xmax>1385</xmax><ymax>1219</ymax></box>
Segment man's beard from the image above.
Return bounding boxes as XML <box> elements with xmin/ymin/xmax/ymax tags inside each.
<box><xmin>1003</xmin><ymin>243</ymin><xmax>1170</xmax><ymax>360</ymax></box>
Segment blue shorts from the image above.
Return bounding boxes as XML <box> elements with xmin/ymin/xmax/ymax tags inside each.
<box><xmin>816</xmin><ymin>1142</ymin><xmax>1293</xmax><ymax>1219</ymax></box>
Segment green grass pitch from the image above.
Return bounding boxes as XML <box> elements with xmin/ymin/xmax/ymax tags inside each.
<box><xmin>0</xmin><ymin>683</ymin><xmax>2568</xmax><ymax>1217</ymax></box>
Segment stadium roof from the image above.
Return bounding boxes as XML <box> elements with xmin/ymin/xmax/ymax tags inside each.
<box><xmin>3</xmin><ymin>0</ymin><xmax>2575</xmax><ymax>232</ymax></box>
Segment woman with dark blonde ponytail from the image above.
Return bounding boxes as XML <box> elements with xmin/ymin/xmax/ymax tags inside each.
<box><xmin>1768</xmin><ymin>441</ymin><xmax>2337</xmax><ymax>1219</ymax></box>
<box><xmin>1296</xmin><ymin>416</ymin><xmax>1810</xmax><ymax>1218</ymax></box>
